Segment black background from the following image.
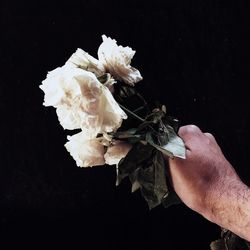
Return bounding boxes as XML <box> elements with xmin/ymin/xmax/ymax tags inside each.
<box><xmin>1</xmin><ymin>0</ymin><xmax>250</xmax><ymax>249</ymax></box>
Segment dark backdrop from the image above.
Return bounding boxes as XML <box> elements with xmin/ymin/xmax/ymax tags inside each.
<box><xmin>1</xmin><ymin>0</ymin><xmax>250</xmax><ymax>249</ymax></box>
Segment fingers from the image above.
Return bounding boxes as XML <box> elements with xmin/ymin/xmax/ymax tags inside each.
<box><xmin>178</xmin><ymin>125</ymin><xmax>218</xmax><ymax>149</ymax></box>
<box><xmin>178</xmin><ymin>125</ymin><xmax>204</xmax><ymax>149</ymax></box>
<box><xmin>179</xmin><ymin>125</ymin><xmax>216</xmax><ymax>143</ymax></box>
<box><xmin>178</xmin><ymin>125</ymin><xmax>203</xmax><ymax>140</ymax></box>
<box><xmin>178</xmin><ymin>125</ymin><xmax>221</xmax><ymax>153</ymax></box>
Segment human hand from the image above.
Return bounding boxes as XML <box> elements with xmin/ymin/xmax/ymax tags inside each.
<box><xmin>168</xmin><ymin>125</ymin><xmax>238</xmax><ymax>213</ymax></box>
<box><xmin>167</xmin><ymin>125</ymin><xmax>250</xmax><ymax>240</ymax></box>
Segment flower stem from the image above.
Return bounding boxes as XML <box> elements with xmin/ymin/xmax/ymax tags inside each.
<box><xmin>118</xmin><ymin>103</ymin><xmax>145</xmax><ymax>122</ymax></box>
<box><xmin>132</xmin><ymin>105</ymin><xmax>146</xmax><ymax>113</ymax></box>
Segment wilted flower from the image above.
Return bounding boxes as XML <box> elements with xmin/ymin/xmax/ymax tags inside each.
<box><xmin>65</xmin><ymin>131</ymin><xmax>105</xmax><ymax>167</ymax></box>
<box><xmin>40</xmin><ymin>67</ymin><xmax>127</xmax><ymax>133</ymax></box>
<box><xmin>104</xmin><ymin>140</ymin><xmax>132</xmax><ymax>165</ymax></box>
<box><xmin>98</xmin><ymin>35</ymin><xmax>142</xmax><ymax>86</ymax></box>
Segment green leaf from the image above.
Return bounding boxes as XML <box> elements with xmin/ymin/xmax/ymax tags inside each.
<box><xmin>146</xmin><ymin>132</ymin><xmax>174</xmax><ymax>158</ymax></box>
<box><xmin>117</xmin><ymin>84</ymin><xmax>137</xmax><ymax>99</ymax></box>
<box><xmin>162</xmin><ymin>191</ymin><xmax>181</xmax><ymax>208</ymax></box>
<box><xmin>210</xmin><ymin>239</ymin><xmax>227</xmax><ymax>250</ymax></box>
<box><xmin>145</xmin><ymin>109</ymin><xmax>165</xmax><ymax>123</ymax></box>
<box><xmin>210</xmin><ymin>230</ymin><xmax>250</xmax><ymax>250</ymax></box>
<box><xmin>246</xmin><ymin>242</ymin><xmax>250</xmax><ymax>249</ymax></box>
<box><xmin>115</xmin><ymin>100</ymin><xmax>186</xmax><ymax>209</ymax></box>
<box><xmin>112</xmin><ymin>128</ymin><xmax>139</xmax><ymax>139</ymax></box>
<box><xmin>131</xmin><ymin>179</ymin><xmax>141</xmax><ymax>193</ymax></box>
<box><xmin>128</xmin><ymin>150</ymin><xmax>169</xmax><ymax>209</ymax></box>
<box><xmin>146</xmin><ymin>125</ymin><xmax>186</xmax><ymax>159</ymax></box>
<box><xmin>162</xmin><ymin>126</ymin><xmax>186</xmax><ymax>159</ymax></box>
<box><xmin>111</xmin><ymin>129</ymin><xmax>144</xmax><ymax>144</ymax></box>
<box><xmin>117</xmin><ymin>141</ymin><xmax>183</xmax><ymax>209</ymax></box>
<box><xmin>116</xmin><ymin>142</ymin><xmax>154</xmax><ymax>185</ymax></box>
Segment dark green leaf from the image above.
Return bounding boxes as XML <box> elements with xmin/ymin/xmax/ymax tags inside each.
<box><xmin>145</xmin><ymin>109</ymin><xmax>165</xmax><ymax>124</ymax></box>
<box><xmin>210</xmin><ymin>230</ymin><xmax>250</xmax><ymax>250</ymax></box>
<box><xmin>146</xmin><ymin>132</ymin><xmax>174</xmax><ymax>158</ymax></box>
<box><xmin>128</xmin><ymin>150</ymin><xmax>169</xmax><ymax>209</ymax></box>
<box><xmin>115</xmin><ymin>83</ymin><xmax>137</xmax><ymax>99</ymax></box>
<box><xmin>112</xmin><ymin>129</ymin><xmax>139</xmax><ymax>139</ymax></box>
<box><xmin>116</xmin><ymin>142</ymin><xmax>154</xmax><ymax>185</ymax></box>
<box><xmin>111</xmin><ymin>129</ymin><xmax>143</xmax><ymax>144</ymax></box>
<box><xmin>164</xmin><ymin>116</ymin><xmax>179</xmax><ymax>133</ymax></box>
<box><xmin>162</xmin><ymin>191</ymin><xmax>181</xmax><ymax>208</ymax></box>
<box><xmin>210</xmin><ymin>239</ymin><xmax>227</xmax><ymax>250</ymax></box>
<box><xmin>246</xmin><ymin>242</ymin><xmax>250</xmax><ymax>249</ymax></box>
<box><xmin>146</xmin><ymin>125</ymin><xmax>186</xmax><ymax>159</ymax></box>
<box><xmin>117</xmin><ymin>143</ymin><xmax>180</xmax><ymax>209</ymax></box>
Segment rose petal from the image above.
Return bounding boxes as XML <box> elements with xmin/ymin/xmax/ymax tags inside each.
<box><xmin>40</xmin><ymin>66</ymin><xmax>127</xmax><ymax>133</ymax></box>
<box><xmin>100</xmin><ymin>86</ymin><xmax>127</xmax><ymax>132</ymax></box>
<box><xmin>65</xmin><ymin>131</ymin><xmax>105</xmax><ymax>167</ymax></box>
<box><xmin>66</xmin><ymin>48</ymin><xmax>105</xmax><ymax>76</ymax></box>
<box><xmin>97</xmin><ymin>35</ymin><xmax>142</xmax><ymax>86</ymax></box>
<box><xmin>104</xmin><ymin>140</ymin><xmax>132</xmax><ymax>165</ymax></box>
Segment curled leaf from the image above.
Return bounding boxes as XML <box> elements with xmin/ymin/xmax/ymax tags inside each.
<box><xmin>146</xmin><ymin>125</ymin><xmax>186</xmax><ymax>159</ymax></box>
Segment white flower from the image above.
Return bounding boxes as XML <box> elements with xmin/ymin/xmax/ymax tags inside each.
<box><xmin>40</xmin><ymin>67</ymin><xmax>127</xmax><ymax>133</ymax></box>
<box><xmin>65</xmin><ymin>131</ymin><xmax>105</xmax><ymax>167</ymax></box>
<box><xmin>65</xmin><ymin>48</ymin><xmax>105</xmax><ymax>77</ymax></box>
<box><xmin>39</xmin><ymin>67</ymin><xmax>70</xmax><ymax>107</ymax></box>
<box><xmin>98</xmin><ymin>86</ymin><xmax>127</xmax><ymax>133</ymax></box>
<box><xmin>104</xmin><ymin>140</ymin><xmax>132</xmax><ymax>165</ymax></box>
<box><xmin>98</xmin><ymin>35</ymin><xmax>142</xmax><ymax>86</ymax></box>
<box><xmin>65</xmin><ymin>35</ymin><xmax>142</xmax><ymax>86</ymax></box>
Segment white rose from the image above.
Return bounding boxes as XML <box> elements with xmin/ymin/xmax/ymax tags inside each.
<box><xmin>65</xmin><ymin>131</ymin><xmax>105</xmax><ymax>167</ymax></box>
<box><xmin>98</xmin><ymin>86</ymin><xmax>127</xmax><ymax>133</ymax></box>
<box><xmin>40</xmin><ymin>67</ymin><xmax>127</xmax><ymax>133</ymax></box>
<box><xmin>65</xmin><ymin>48</ymin><xmax>105</xmax><ymax>77</ymax></box>
<box><xmin>39</xmin><ymin>66</ymin><xmax>72</xmax><ymax>107</ymax></box>
<box><xmin>97</xmin><ymin>35</ymin><xmax>142</xmax><ymax>86</ymax></box>
<box><xmin>104</xmin><ymin>140</ymin><xmax>132</xmax><ymax>165</ymax></box>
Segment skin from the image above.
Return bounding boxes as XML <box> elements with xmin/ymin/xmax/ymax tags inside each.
<box><xmin>167</xmin><ymin>125</ymin><xmax>250</xmax><ymax>241</ymax></box>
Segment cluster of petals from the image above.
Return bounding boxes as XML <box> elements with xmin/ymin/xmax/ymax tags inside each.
<box><xmin>40</xmin><ymin>35</ymin><xmax>140</xmax><ymax>167</ymax></box>
<box><xmin>65</xmin><ymin>132</ymin><xmax>132</xmax><ymax>167</ymax></box>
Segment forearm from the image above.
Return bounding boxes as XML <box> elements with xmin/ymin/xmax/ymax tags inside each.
<box><xmin>202</xmin><ymin>177</ymin><xmax>250</xmax><ymax>241</ymax></box>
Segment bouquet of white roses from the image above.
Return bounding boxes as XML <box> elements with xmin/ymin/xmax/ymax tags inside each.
<box><xmin>40</xmin><ymin>35</ymin><xmax>185</xmax><ymax>209</ymax></box>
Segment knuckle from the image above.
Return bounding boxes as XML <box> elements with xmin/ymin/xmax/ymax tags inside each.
<box><xmin>204</xmin><ymin>132</ymin><xmax>215</xmax><ymax>142</ymax></box>
<box><xmin>205</xmin><ymin>132</ymin><xmax>214</xmax><ymax>138</ymax></box>
<box><xmin>179</xmin><ymin>125</ymin><xmax>201</xmax><ymax>136</ymax></box>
